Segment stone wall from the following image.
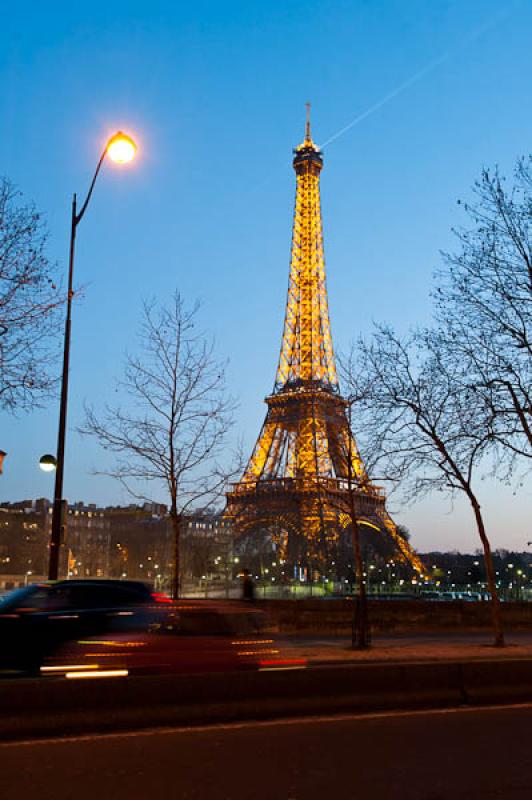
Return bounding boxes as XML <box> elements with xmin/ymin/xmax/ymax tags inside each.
<box><xmin>255</xmin><ymin>598</ymin><xmax>532</xmax><ymax>634</ymax></box>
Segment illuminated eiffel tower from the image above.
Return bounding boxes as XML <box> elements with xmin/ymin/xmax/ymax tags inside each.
<box><xmin>226</xmin><ymin>109</ymin><xmax>423</xmax><ymax>576</ymax></box>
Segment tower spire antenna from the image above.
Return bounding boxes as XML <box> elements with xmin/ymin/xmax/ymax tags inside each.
<box><xmin>305</xmin><ymin>101</ymin><xmax>312</xmax><ymax>141</ymax></box>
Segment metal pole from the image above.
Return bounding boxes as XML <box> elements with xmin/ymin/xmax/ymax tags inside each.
<box><xmin>47</xmin><ymin>148</ymin><xmax>107</xmax><ymax>581</ymax></box>
<box><xmin>49</xmin><ymin>194</ymin><xmax>77</xmax><ymax>580</ymax></box>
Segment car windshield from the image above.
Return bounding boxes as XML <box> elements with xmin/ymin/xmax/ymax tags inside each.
<box><xmin>0</xmin><ymin>585</ymin><xmax>41</xmax><ymax>611</ymax></box>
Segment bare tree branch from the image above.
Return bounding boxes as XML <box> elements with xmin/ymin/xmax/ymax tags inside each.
<box><xmin>434</xmin><ymin>159</ymin><xmax>532</xmax><ymax>469</ymax></box>
<box><xmin>340</xmin><ymin>326</ymin><xmax>505</xmax><ymax>647</ymax></box>
<box><xmin>0</xmin><ymin>177</ymin><xmax>62</xmax><ymax>412</ymax></box>
<box><xmin>79</xmin><ymin>292</ymin><xmax>237</xmax><ymax>597</ymax></box>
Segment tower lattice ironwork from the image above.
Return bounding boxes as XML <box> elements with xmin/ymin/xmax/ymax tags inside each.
<box><xmin>226</xmin><ymin>111</ymin><xmax>423</xmax><ymax>575</ymax></box>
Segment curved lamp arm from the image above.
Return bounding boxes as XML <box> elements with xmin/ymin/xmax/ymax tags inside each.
<box><xmin>75</xmin><ymin>148</ymin><xmax>107</xmax><ymax>226</ymax></box>
<box><xmin>75</xmin><ymin>131</ymin><xmax>136</xmax><ymax>226</ymax></box>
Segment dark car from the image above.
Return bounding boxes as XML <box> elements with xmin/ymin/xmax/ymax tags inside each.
<box><xmin>0</xmin><ymin>579</ymin><xmax>169</xmax><ymax>674</ymax></box>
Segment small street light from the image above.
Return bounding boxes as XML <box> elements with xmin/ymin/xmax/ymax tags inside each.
<box><xmin>48</xmin><ymin>130</ymin><xmax>137</xmax><ymax>581</ymax></box>
<box><xmin>39</xmin><ymin>454</ymin><xmax>57</xmax><ymax>472</ymax></box>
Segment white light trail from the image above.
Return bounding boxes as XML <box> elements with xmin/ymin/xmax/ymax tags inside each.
<box><xmin>65</xmin><ymin>669</ymin><xmax>129</xmax><ymax>679</ymax></box>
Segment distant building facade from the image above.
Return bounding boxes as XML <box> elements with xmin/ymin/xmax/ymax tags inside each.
<box><xmin>0</xmin><ymin>499</ymin><xmax>232</xmax><ymax>592</ymax></box>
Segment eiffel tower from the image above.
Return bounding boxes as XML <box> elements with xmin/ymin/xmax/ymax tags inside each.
<box><xmin>226</xmin><ymin>109</ymin><xmax>423</xmax><ymax>576</ymax></box>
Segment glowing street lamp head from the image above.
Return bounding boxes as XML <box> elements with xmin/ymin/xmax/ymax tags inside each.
<box><xmin>39</xmin><ymin>454</ymin><xmax>57</xmax><ymax>473</ymax></box>
<box><xmin>106</xmin><ymin>131</ymin><xmax>136</xmax><ymax>164</ymax></box>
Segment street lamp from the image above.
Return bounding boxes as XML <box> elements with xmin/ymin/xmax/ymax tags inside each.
<box><xmin>39</xmin><ymin>454</ymin><xmax>57</xmax><ymax>473</ymax></box>
<box><xmin>107</xmin><ymin>132</ymin><xmax>136</xmax><ymax>164</ymax></box>
<box><xmin>48</xmin><ymin>131</ymin><xmax>137</xmax><ymax>581</ymax></box>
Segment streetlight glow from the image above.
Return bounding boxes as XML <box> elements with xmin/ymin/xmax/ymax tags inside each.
<box><xmin>40</xmin><ymin>454</ymin><xmax>57</xmax><ymax>472</ymax></box>
<box><xmin>106</xmin><ymin>131</ymin><xmax>136</xmax><ymax>164</ymax></box>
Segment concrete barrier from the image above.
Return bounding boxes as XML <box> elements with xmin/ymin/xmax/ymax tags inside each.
<box><xmin>1</xmin><ymin>657</ymin><xmax>531</xmax><ymax>741</ymax></box>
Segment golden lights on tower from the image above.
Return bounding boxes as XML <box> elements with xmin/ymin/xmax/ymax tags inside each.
<box><xmin>225</xmin><ymin>109</ymin><xmax>423</xmax><ymax>575</ymax></box>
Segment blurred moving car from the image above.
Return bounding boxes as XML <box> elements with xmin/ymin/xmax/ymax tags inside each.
<box><xmin>43</xmin><ymin>601</ymin><xmax>302</xmax><ymax>678</ymax></box>
<box><xmin>0</xmin><ymin>579</ymin><xmax>169</xmax><ymax>674</ymax></box>
<box><xmin>0</xmin><ymin>581</ymin><xmax>304</xmax><ymax>677</ymax></box>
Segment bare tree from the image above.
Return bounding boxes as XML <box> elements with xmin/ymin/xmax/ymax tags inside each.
<box><xmin>341</xmin><ymin>325</ymin><xmax>505</xmax><ymax>647</ymax></box>
<box><xmin>80</xmin><ymin>293</ymin><xmax>236</xmax><ymax>597</ymax></box>
<box><xmin>435</xmin><ymin>160</ymin><xmax>532</xmax><ymax>465</ymax></box>
<box><xmin>0</xmin><ymin>177</ymin><xmax>61</xmax><ymax>412</ymax></box>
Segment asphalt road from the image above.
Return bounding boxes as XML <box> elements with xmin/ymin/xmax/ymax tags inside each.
<box><xmin>1</xmin><ymin>704</ymin><xmax>531</xmax><ymax>800</ymax></box>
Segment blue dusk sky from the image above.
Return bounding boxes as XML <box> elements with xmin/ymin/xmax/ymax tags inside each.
<box><xmin>1</xmin><ymin>0</ymin><xmax>530</xmax><ymax>552</ymax></box>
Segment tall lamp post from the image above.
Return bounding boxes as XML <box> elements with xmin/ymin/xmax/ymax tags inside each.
<box><xmin>48</xmin><ymin>131</ymin><xmax>137</xmax><ymax>581</ymax></box>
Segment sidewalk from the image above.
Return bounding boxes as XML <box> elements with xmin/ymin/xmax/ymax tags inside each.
<box><xmin>282</xmin><ymin>631</ymin><xmax>532</xmax><ymax>665</ymax></box>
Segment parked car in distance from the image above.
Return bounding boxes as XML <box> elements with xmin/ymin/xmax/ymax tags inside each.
<box><xmin>420</xmin><ymin>590</ymin><xmax>487</xmax><ymax>602</ymax></box>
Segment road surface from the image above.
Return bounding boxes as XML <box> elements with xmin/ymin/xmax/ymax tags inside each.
<box><xmin>1</xmin><ymin>703</ymin><xmax>531</xmax><ymax>799</ymax></box>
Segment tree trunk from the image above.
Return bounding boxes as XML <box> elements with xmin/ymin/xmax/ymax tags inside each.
<box><xmin>351</xmin><ymin>516</ymin><xmax>370</xmax><ymax>648</ymax></box>
<box><xmin>348</xmin><ymin>488</ymin><xmax>370</xmax><ymax>649</ymax></box>
<box><xmin>171</xmin><ymin>510</ymin><xmax>181</xmax><ymax>600</ymax></box>
<box><xmin>470</xmin><ymin>496</ymin><xmax>504</xmax><ymax>647</ymax></box>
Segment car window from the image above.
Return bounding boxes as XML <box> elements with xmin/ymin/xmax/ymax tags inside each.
<box><xmin>223</xmin><ymin>612</ymin><xmax>265</xmax><ymax>636</ymax></box>
<box><xmin>0</xmin><ymin>583</ymin><xmax>149</xmax><ymax>613</ymax></box>
<box><xmin>12</xmin><ymin>586</ymin><xmax>73</xmax><ymax>612</ymax></box>
<box><xmin>180</xmin><ymin>611</ymin><xmax>234</xmax><ymax>636</ymax></box>
<box><xmin>66</xmin><ymin>584</ymin><xmax>148</xmax><ymax>609</ymax></box>
<box><xmin>150</xmin><ymin>609</ymin><xmax>265</xmax><ymax>637</ymax></box>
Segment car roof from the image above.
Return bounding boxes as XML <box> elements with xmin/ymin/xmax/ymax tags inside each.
<box><xmin>51</xmin><ymin>579</ymin><xmax>150</xmax><ymax>590</ymax></box>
